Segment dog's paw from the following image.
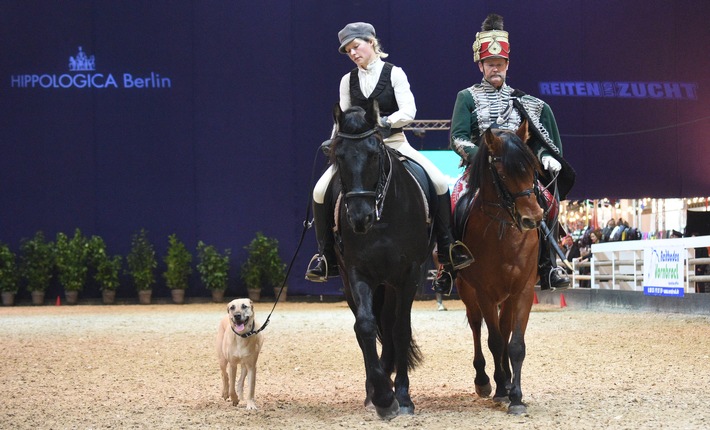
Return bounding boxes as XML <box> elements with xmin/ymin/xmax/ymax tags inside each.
<box><xmin>245</xmin><ymin>401</ymin><xmax>258</xmax><ymax>410</ymax></box>
<box><xmin>230</xmin><ymin>395</ymin><xmax>239</xmax><ymax>406</ymax></box>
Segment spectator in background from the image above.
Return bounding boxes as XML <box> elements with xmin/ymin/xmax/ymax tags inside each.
<box><xmin>601</xmin><ymin>219</ymin><xmax>616</xmax><ymax>242</ymax></box>
<box><xmin>577</xmin><ymin>231</ymin><xmax>599</xmax><ymax>288</ymax></box>
<box><xmin>561</xmin><ymin>235</ymin><xmax>580</xmax><ymax>263</ymax></box>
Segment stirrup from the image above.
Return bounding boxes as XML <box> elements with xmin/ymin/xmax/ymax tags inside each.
<box><xmin>432</xmin><ymin>265</ymin><xmax>453</xmax><ymax>296</ymax></box>
<box><xmin>305</xmin><ymin>254</ymin><xmax>329</xmax><ymax>282</ymax></box>
<box><xmin>446</xmin><ymin>240</ymin><xmax>474</xmax><ymax>271</ymax></box>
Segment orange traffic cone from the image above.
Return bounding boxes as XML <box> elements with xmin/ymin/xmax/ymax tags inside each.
<box><xmin>56</xmin><ymin>295</ymin><xmax>61</xmax><ymax>306</ymax></box>
<box><xmin>559</xmin><ymin>293</ymin><xmax>567</xmax><ymax>308</ymax></box>
<box><xmin>533</xmin><ymin>292</ymin><xmax>539</xmax><ymax>305</ymax></box>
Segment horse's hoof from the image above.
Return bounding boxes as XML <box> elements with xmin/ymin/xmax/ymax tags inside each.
<box><xmin>508</xmin><ymin>404</ymin><xmax>527</xmax><ymax>415</ymax></box>
<box><xmin>475</xmin><ymin>383</ymin><xmax>492</xmax><ymax>398</ymax></box>
<box><xmin>398</xmin><ymin>404</ymin><xmax>415</xmax><ymax>415</ymax></box>
<box><xmin>492</xmin><ymin>395</ymin><xmax>510</xmax><ymax>404</ymax></box>
<box><xmin>375</xmin><ymin>398</ymin><xmax>400</xmax><ymax>420</ymax></box>
<box><xmin>364</xmin><ymin>397</ymin><xmax>375</xmax><ymax>412</ymax></box>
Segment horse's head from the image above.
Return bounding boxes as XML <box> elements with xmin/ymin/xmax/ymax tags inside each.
<box><xmin>331</xmin><ymin>100</ymin><xmax>384</xmax><ymax>234</ymax></box>
<box><xmin>473</xmin><ymin>120</ymin><xmax>543</xmax><ymax>231</ymax></box>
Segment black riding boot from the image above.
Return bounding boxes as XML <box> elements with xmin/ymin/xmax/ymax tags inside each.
<box><xmin>538</xmin><ymin>233</ymin><xmax>570</xmax><ymax>291</ymax></box>
<box><xmin>305</xmin><ymin>202</ymin><xmax>339</xmax><ymax>282</ymax></box>
<box><xmin>432</xmin><ymin>192</ymin><xmax>474</xmax><ymax>295</ymax></box>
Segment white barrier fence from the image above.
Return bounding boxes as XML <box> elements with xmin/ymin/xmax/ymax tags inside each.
<box><xmin>563</xmin><ymin>235</ymin><xmax>710</xmax><ymax>293</ymax></box>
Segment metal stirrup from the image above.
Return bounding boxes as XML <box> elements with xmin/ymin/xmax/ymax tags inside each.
<box><xmin>305</xmin><ymin>254</ymin><xmax>329</xmax><ymax>282</ymax></box>
<box><xmin>447</xmin><ymin>240</ymin><xmax>474</xmax><ymax>270</ymax></box>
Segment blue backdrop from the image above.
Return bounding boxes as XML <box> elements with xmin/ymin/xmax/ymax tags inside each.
<box><xmin>1</xmin><ymin>0</ymin><xmax>708</xmax><ymax>299</ymax></box>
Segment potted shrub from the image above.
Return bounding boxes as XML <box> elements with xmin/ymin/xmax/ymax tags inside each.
<box><xmin>196</xmin><ymin>241</ymin><xmax>231</xmax><ymax>303</ymax></box>
<box><xmin>54</xmin><ymin>229</ymin><xmax>90</xmax><ymax>305</ymax></box>
<box><xmin>240</xmin><ymin>232</ymin><xmax>287</xmax><ymax>302</ymax></box>
<box><xmin>88</xmin><ymin>235</ymin><xmax>122</xmax><ymax>304</ymax></box>
<box><xmin>163</xmin><ymin>234</ymin><xmax>192</xmax><ymax>304</ymax></box>
<box><xmin>126</xmin><ymin>229</ymin><xmax>156</xmax><ymax>304</ymax></box>
<box><xmin>0</xmin><ymin>241</ymin><xmax>19</xmax><ymax>306</ymax></box>
<box><xmin>19</xmin><ymin>231</ymin><xmax>54</xmax><ymax>305</ymax></box>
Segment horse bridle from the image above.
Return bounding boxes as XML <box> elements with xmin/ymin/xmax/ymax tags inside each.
<box><xmin>336</xmin><ymin>128</ymin><xmax>392</xmax><ymax>222</ymax></box>
<box><xmin>487</xmin><ymin>154</ymin><xmax>541</xmax><ymax>232</ymax></box>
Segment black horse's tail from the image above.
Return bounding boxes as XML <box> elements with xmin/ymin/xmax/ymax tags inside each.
<box><xmin>374</xmin><ymin>286</ymin><xmax>424</xmax><ymax>372</ymax></box>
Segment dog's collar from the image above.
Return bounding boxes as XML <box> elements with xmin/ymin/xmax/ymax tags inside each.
<box><xmin>232</xmin><ymin>320</ymin><xmax>259</xmax><ymax>338</ymax></box>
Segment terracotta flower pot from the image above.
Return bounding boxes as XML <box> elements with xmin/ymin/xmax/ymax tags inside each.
<box><xmin>273</xmin><ymin>286</ymin><xmax>287</xmax><ymax>301</ymax></box>
<box><xmin>31</xmin><ymin>290</ymin><xmax>45</xmax><ymax>305</ymax></box>
<box><xmin>171</xmin><ymin>289</ymin><xmax>185</xmax><ymax>304</ymax></box>
<box><xmin>138</xmin><ymin>290</ymin><xmax>152</xmax><ymax>305</ymax></box>
<box><xmin>247</xmin><ymin>289</ymin><xmax>261</xmax><ymax>302</ymax></box>
<box><xmin>211</xmin><ymin>289</ymin><xmax>226</xmax><ymax>303</ymax></box>
<box><xmin>102</xmin><ymin>290</ymin><xmax>116</xmax><ymax>305</ymax></box>
<box><xmin>1</xmin><ymin>291</ymin><xmax>16</xmax><ymax>306</ymax></box>
<box><xmin>64</xmin><ymin>290</ymin><xmax>79</xmax><ymax>305</ymax></box>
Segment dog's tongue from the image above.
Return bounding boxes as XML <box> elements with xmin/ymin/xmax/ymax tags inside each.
<box><xmin>235</xmin><ymin>323</ymin><xmax>245</xmax><ymax>332</ymax></box>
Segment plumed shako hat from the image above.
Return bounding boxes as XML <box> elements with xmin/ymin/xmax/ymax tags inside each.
<box><xmin>472</xmin><ymin>14</ymin><xmax>510</xmax><ymax>62</ymax></box>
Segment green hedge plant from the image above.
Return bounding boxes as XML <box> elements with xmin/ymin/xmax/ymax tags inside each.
<box><xmin>240</xmin><ymin>232</ymin><xmax>286</xmax><ymax>291</ymax></box>
<box><xmin>0</xmin><ymin>242</ymin><xmax>19</xmax><ymax>293</ymax></box>
<box><xmin>126</xmin><ymin>229</ymin><xmax>156</xmax><ymax>291</ymax></box>
<box><xmin>55</xmin><ymin>229</ymin><xmax>90</xmax><ymax>292</ymax></box>
<box><xmin>163</xmin><ymin>234</ymin><xmax>192</xmax><ymax>290</ymax></box>
<box><xmin>19</xmin><ymin>231</ymin><xmax>54</xmax><ymax>293</ymax></box>
<box><xmin>88</xmin><ymin>235</ymin><xmax>122</xmax><ymax>291</ymax></box>
<box><xmin>196</xmin><ymin>241</ymin><xmax>231</xmax><ymax>291</ymax></box>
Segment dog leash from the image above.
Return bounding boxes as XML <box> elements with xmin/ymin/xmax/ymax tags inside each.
<box><xmin>237</xmin><ymin>146</ymin><xmax>323</xmax><ymax>338</ymax></box>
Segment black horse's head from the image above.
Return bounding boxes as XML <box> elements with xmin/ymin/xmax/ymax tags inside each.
<box><xmin>330</xmin><ymin>100</ymin><xmax>384</xmax><ymax>234</ymax></box>
<box><xmin>470</xmin><ymin>120</ymin><xmax>544</xmax><ymax>231</ymax></box>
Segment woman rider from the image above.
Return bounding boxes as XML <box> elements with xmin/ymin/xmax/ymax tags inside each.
<box><xmin>305</xmin><ymin>22</ymin><xmax>473</xmax><ymax>294</ymax></box>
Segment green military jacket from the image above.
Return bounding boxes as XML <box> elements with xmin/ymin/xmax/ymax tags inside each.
<box><xmin>449</xmin><ymin>80</ymin><xmax>575</xmax><ymax>199</ymax></box>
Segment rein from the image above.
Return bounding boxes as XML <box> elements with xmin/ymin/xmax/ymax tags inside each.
<box><xmin>239</xmin><ymin>143</ymin><xmax>325</xmax><ymax>338</ymax></box>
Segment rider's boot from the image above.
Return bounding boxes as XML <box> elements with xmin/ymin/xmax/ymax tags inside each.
<box><xmin>305</xmin><ymin>202</ymin><xmax>339</xmax><ymax>282</ymax></box>
<box><xmin>538</xmin><ymin>233</ymin><xmax>570</xmax><ymax>291</ymax></box>
<box><xmin>432</xmin><ymin>192</ymin><xmax>474</xmax><ymax>295</ymax></box>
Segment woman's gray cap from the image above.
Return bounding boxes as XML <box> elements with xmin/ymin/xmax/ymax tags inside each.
<box><xmin>338</xmin><ymin>22</ymin><xmax>376</xmax><ymax>53</ymax></box>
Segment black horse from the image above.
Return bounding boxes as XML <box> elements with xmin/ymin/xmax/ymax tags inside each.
<box><xmin>328</xmin><ymin>101</ymin><xmax>433</xmax><ymax>419</ymax></box>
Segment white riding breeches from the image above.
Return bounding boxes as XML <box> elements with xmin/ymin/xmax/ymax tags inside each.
<box><xmin>313</xmin><ymin>133</ymin><xmax>450</xmax><ymax>204</ymax></box>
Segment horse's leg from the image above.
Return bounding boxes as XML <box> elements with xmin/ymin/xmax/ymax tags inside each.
<box><xmin>351</xmin><ymin>279</ymin><xmax>399</xmax><ymax>420</ymax></box>
<box><xmin>391</xmin><ymin>273</ymin><xmax>421</xmax><ymax>415</ymax></box>
<box><xmin>478</xmin><ymin>298</ymin><xmax>510</xmax><ymax>402</ymax></box>
<box><xmin>373</xmin><ymin>287</ymin><xmax>395</xmax><ymax>409</ymax></box>
<box><xmin>457</xmin><ymin>277</ymin><xmax>491</xmax><ymax>397</ymax></box>
<box><xmin>504</xmin><ymin>286</ymin><xmax>534</xmax><ymax>415</ymax></box>
<box><xmin>498</xmin><ymin>301</ymin><xmax>514</xmax><ymax>391</ymax></box>
<box><xmin>345</xmin><ymin>278</ymin><xmax>376</xmax><ymax>409</ymax></box>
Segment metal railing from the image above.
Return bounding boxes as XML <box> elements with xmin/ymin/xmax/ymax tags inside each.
<box><xmin>560</xmin><ymin>235</ymin><xmax>710</xmax><ymax>293</ymax></box>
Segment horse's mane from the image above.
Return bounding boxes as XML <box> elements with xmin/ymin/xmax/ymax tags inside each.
<box><xmin>328</xmin><ymin>106</ymin><xmax>381</xmax><ymax>164</ymax></box>
<box><xmin>467</xmin><ymin>129</ymin><xmax>540</xmax><ymax>190</ymax></box>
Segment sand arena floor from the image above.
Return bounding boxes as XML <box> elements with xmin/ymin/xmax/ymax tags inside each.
<box><xmin>1</xmin><ymin>299</ymin><xmax>709</xmax><ymax>429</ymax></box>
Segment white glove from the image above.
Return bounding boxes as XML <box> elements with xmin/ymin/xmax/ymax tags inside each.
<box><xmin>541</xmin><ymin>155</ymin><xmax>561</xmax><ymax>173</ymax></box>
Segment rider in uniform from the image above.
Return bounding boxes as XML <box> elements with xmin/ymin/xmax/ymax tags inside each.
<box><xmin>449</xmin><ymin>14</ymin><xmax>576</xmax><ymax>290</ymax></box>
<box><xmin>305</xmin><ymin>22</ymin><xmax>473</xmax><ymax>292</ymax></box>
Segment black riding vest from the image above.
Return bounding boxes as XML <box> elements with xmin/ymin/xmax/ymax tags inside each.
<box><xmin>349</xmin><ymin>62</ymin><xmax>402</xmax><ymax>134</ymax></box>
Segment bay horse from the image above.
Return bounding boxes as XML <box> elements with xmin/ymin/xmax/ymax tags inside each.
<box><xmin>455</xmin><ymin>121</ymin><xmax>543</xmax><ymax>415</ymax></box>
<box><xmin>329</xmin><ymin>101</ymin><xmax>432</xmax><ymax>419</ymax></box>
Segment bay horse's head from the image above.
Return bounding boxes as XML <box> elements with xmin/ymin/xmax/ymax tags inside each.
<box><xmin>330</xmin><ymin>100</ymin><xmax>385</xmax><ymax>234</ymax></box>
<box><xmin>471</xmin><ymin>120</ymin><xmax>544</xmax><ymax>231</ymax></box>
